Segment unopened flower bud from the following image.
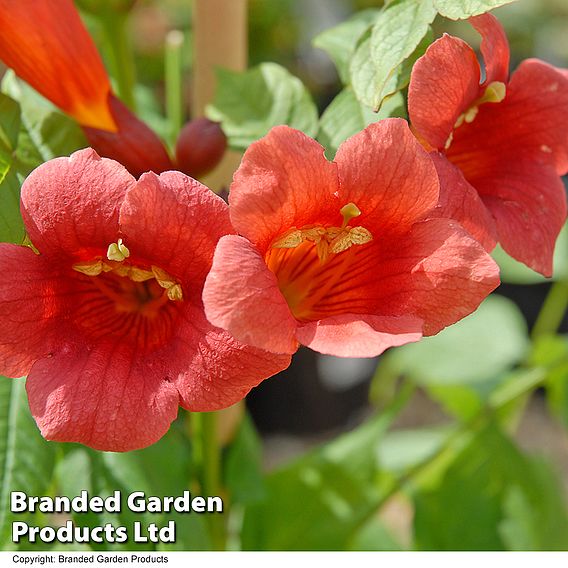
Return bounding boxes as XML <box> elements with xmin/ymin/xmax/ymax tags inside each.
<box><xmin>175</xmin><ymin>118</ymin><xmax>227</xmax><ymax>179</ymax></box>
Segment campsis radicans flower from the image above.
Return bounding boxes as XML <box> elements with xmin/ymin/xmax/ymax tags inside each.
<box><xmin>408</xmin><ymin>13</ymin><xmax>568</xmax><ymax>276</ymax></box>
<box><xmin>0</xmin><ymin>0</ymin><xmax>173</xmax><ymax>177</ymax></box>
<box><xmin>202</xmin><ymin>120</ymin><xmax>500</xmax><ymax>358</ymax></box>
<box><xmin>0</xmin><ymin>149</ymin><xmax>290</xmax><ymax>451</ymax></box>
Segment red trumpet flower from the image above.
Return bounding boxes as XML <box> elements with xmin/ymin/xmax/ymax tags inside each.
<box><xmin>202</xmin><ymin>121</ymin><xmax>499</xmax><ymax>358</ymax></box>
<box><xmin>0</xmin><ymin>150</ymin><xmax>289</xmax><ymax>451</ymax></box>
<box><xmin>0</xmin><ymin>0</ymin><xmax>173</xmax><ymax>177</ymax></box>
<box><xmin>408</xmin><ymin>13</ymin><xmax>568</xmax><ymax>276</ymax></box>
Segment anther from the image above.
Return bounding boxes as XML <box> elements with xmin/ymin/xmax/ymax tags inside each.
<box><xmin>107</xmin><ymin>238</ymin><xmax>130</xmax><ymax>262</ymax></box>
<box><xmin>340</xmin><ymin>202</ymin><xmax>362</xmax><ymax>228</ymax></box>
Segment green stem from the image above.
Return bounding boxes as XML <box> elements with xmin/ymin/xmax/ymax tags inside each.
<box><xmin>194</xmin><ymin>411</ymin><xmax>226</xmax><ymax>551</ymax></box>
<box><xmin>532</xmin><ymin>280</ymin><xmax>568</xmax><ymax>340</ymax></box>
<box><xmin>100</xmin><ymin>11</ymin><xmax>137</xmax><ymax>111</ymax></box>
<box><xmin>165</xmin><ymin>30</ymin><xmax>185</xmax><ymax>147</ymax></box>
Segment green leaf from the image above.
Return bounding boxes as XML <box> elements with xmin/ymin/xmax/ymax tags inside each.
<box><xmin>377</xmin><ymin>427</ymin><xmax>451</xmax><ymax>474</ymax></box>
<box><xmin>493</xmin><ymin>222</ymin><xmax>568</xmax><ymax>284</ymax></box>
<box><xmin>534</xmin><ymin>335</ymin><xmax>568</xmax><ymax>429</ymax></box>
<box><xmin>1</xmin><ymin>72</ymin><xmax>87</xmax><ymax>175</ymax></box>
<box><xmin>52</xmin><ymin>421</ymin><xmax>207</xmax><ymax>551</ymax></box>
<box><xmin>241</xmin><ymin>413</ymin><xmax>394</xmax><ymax>550</ymax></box>
<box><xmin>381</xmin><ymin>295</ymin><xmax>529</xmax><ymax>386</ymax></box>
<box><xmin>0</xmin><ymin>378</ymin><xmax>57</xmax><ymax>550</ymax></box>
<box><xmin>433</xmin><ymin>0</ymin><xmax>516</xmax><ymax>20</ymax></box>
<box><xmin>224</xmin><ymin>414</ymin><xmax>265</xmax><ymax>506</ymax></box>
<box><xmin>0</xmin><ymin>94</ymin><xmax>21</xmax><ymax>157</ymax></box>
<box><xmin>206</xmin><ymin>63</ymin><xmax>318</xmax><ymax>150</ymax></box>
<box><xmin>0</xmin><ymin>92</ymin><xmax>25</xmax><ymax>244</ymax></box>
<box><xmin>349</xmin><ymin>516</ymin><xmax>404</xmax><ymax>551</ymax></box>
<box><xmin>0</xmin><ymin>168</ymin><xmax>25</xmax><ymax>244</ymax></box>
<box><xmin>499</xmin><ymin>459</ymin><xmax>568</xmax><ymax>550</ymax></box>
<box><xmin>413</xmin><ymin>423</ymin><xmax>568</xmax><ymax>550</ymax></box>
<box><xmin>318</xmin><ymin>88</ymin><xmax>405</xmax><ymax>159</ymax></box>
<box><xmin>313</xmin><ymin>9</ymin><xmax>379</xmax><ymax>84</ymax></box>
<box><xmin>375</xmin><ymin>296</ymin><xmax>529</xmax><ymax>421</ymax></box>
<box><xmin>351</xmin><ymin>0</ymin><xmax>435</xmax><ymax>110</ymax></box>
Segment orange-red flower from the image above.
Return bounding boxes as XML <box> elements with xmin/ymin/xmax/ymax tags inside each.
<box><xmin>0</xmin><ymin>149</ymin><xmax>289</xmax><ymax>451</ymax></box>
<box><xmin>408</xmin><ymin>13</ymin><xmax>568</xmax><ymax>276</ymax></box>
<box><xmin>0</xmin><ymin>0</ymin><xmax>172</xmax><ymax>177</ymax></box>
<box><xmin>202</xmin><ymin>121</ymin><xmax>499</xmax><ymax>358</ymax></box>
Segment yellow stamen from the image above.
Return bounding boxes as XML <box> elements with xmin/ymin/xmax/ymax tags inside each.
<box><xmin>453</xmin><ymin>81</ymin><xmax>507</xmax><ymax>134</ymax></box>
<box><xmin>167</xmin><ymin>284</ymin><xmax>184</xmax><ymax>302</ymax></box>
<box><xmin>151</xmin><ymin>266</ymin><xmax>184</xmax><ymax>301</ymax></box>
<box><xmin>340</xmin><ymin>202</ymin><xmax>362</xmax><ymax>228</ymax></box>
<box><xmin>270</xmin><ymin>203</ymin><xmax>373</xmax><ymax>265</ymax></box>
<box><xmin>480</xmin><ymin>81</ymin><xmax>506</xmax><ymax>104</ymax></box>
<box><xmin>272</xmin><ymin>228</ymin><xmax>303</xmax><ymax>249</ymax></box>
<box><xmin>329</xmin><ymin>226</ymin><xmax>373</xmax><ymax>254</ymax></box>
<box><xmin>72</xmin><ymin>259</ymin><xmax>104</xmax><ymax>276</ymax></box>
<box><xmin>128</xmin><ymin>267</ymin><xmax>156</xmax><ymax>282</ymax></box>
<box><xmin>107</xmin><ymin>238</ymin><xmax>130</xmax><ymax>262</ymax></box>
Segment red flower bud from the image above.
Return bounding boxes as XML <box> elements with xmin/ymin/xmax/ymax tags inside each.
<box><xmin>175</xmin><ymin>118</ymin><xmax>227</xmax><ymax>179</ymax></box>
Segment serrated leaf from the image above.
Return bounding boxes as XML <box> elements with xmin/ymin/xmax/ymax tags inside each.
<box><xmin>0</xmin><ymin>378</ymin><xmax>56</xmax><ymax>550</ymax></box>
<box><xmin>351</xmin><ymin>23</ymin><xmax>433</xmax><ymax>110</ymax></box>
<box><xmin>433</xmin><ymin>0</ymin><xmax>516</xmax><ymax>20</ymax></box>
<box><xmin>318</xmin><ymin>88</ymin><xmax>405</xmax><ymax>159</ymax></box>
<box><xmin>351</xmin><ymin>0</ymin><xmax>435</xmax><ymax>110</ymax></box>
<box><xmin>206</xmin><ymin>63</ymin><xmax>318</xmax><ymax>150</ymax></box>
<box><xmin>313</xmin><ymin>9</ymin><xmax>380</xmax><ymax>84</ymax></box>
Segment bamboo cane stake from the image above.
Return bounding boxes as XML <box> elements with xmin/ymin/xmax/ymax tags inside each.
<box><xmin>192</xmin><ymin>0</ymin><xmax>247</xmax><ymax>192</ymax></box>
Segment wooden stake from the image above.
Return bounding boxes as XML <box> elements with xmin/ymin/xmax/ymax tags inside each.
<box><xmin>192</xmin><ymin>0</ymin><xmax>248</xmax><ymax>192</ymax></box>
<box><xmin>192</xmin><ymin>0</ymin><xmax>248</xmax><ymax>116</ymax></box>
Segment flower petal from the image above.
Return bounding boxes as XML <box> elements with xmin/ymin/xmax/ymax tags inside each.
<box><xmin>479</xmin><ymin>161</ymin><xmax>567</xmax><ymax>277</ymax></box>
<box><xmin>0</xmin><ymin>0</ymin><xmax>115</xmax><ymax>131</ymax></box>
<box><xmin>470</xmin><ymin>13</ymin><xmax>510</xmax><ymax>85</ymax></box>
<box><xmin>430</xmin><ymin>152</ymin><xmax>498</xmax><ymax>251</ymax></box>
<box><xmin>409</xmin><ymin>34</ymin><xmax>482</xmax><ymax>149</ymax></box>
<box><xmin>448</xmin><ymin>58</ymin><xmax>568</xmax><ymax>177</ymax></box>
<box><xmin>26</xmin><ymin>341</ymin><xmax>180</xmax><ymax>452</ymax></box>
<box><xmin>369</xmin><ymin>219</ymin><xmax>500</xmax><ymax>335</ymax></box>
<box><xmin>203</xmin><ymin>235</ymin><xmax>299</xmax><ymax>354</ymax></box>
<box><xmin>296</xmin><ymin>314</ymin><xmax>423</xmax><ymax>358</ymax></box>
<box><xmin>0</xmin><ymin>245</ymin><xmax>69</xmax><ymax>377</ymax></box>
<box><xmin>171</xmin><ymin>304</ymin><xmax>291</xmax><ymax>411</ymax></box>
<box><xmin>229</xmin><ymin>126</ymin><xmax>340</xmax><ymax>253</ymax></box>
<box><xmin>83</xmin><ymin>94</ymin><xmax>174</xmax><ymax>178</ymax></box>
<box><xmin>21</xmin><ymin>149</ymin><xmax>135</xmax><ymax>260</ymax></box>
<box><xmin>334</xmin><ymin>119</ymin><xmax>440</xmax><ymax>234</ymax></box>
<box><xmin>120</xmin><ymin>170</ymin><xmax>233</xmax><ymax>291</ymax></box>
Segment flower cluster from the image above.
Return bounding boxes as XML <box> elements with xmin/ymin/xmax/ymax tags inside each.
<box><xmin>0</xmin><ymin>11</ymin><xmax>566</xmax><ymax>451</ymax></box>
